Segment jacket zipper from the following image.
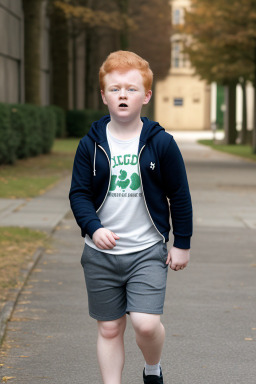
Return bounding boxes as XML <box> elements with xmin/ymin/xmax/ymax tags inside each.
<box><xmin>96</xmin><ymin>145</ymin><xmax>111</xmax><ymax>213</ymax></box>
<box><xmin>138</xmin><ymin>145</ymin><xmax>165</xmax><ymax>243</ymax></box>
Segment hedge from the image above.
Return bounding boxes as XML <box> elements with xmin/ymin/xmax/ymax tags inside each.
<box><xmin>50</xmin><ymin>105</ymin><xmax>66</xmax><ymax>138</ymax></box>
<box><xmin>67</xmin><ymin>109</ymin><xmax>107</xmax><ymax>138</ymax></box>
<box><xmin>0</xmin><ymin>103</ymin><xmax>59</xmax><ymax>165</ymax></box>
<box><xmin>0</xmin><ymin>104</ymin><xmax>107</xmax><ymax>164</ymax></box>
<box><xmin>0</xmin><ymin>104</ymin><xmax>18</xmax><ymax>164</ymax></box>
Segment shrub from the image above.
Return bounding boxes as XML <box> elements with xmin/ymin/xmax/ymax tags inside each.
<box><xmin>39</xmin><ymin>107</ymin><xmax>57</xmax><ymax>153</ymax></box>
<box><xmin>0</xmin><ymin>104</ymin><xmax>19</xmax><ymax>164</ymax></box>
<box><xmin>67</xmin><ymin>109</ymin><xmax>107</xmax><ymax>138</ymax></box>
<box><xmin>11</xmin><ymin>104</ymin><xmax>30</xmax><ymax>159</ymax></box>
<box><xmin>51</xmin><ymin>105</ymin><xmax>66</xmax><ymax>138</ymax></box>
<box><xmin>23</xmin><ymin>104</ymin><xmax>43</xmax><ymax>157</ymax></box>
<box><xmin>0</xmin><ymin>103</ymin><xmax>58</xmax><ymax>165</ymax></box>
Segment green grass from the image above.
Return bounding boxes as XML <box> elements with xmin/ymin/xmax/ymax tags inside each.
<box><xmin>0</xmin><ymin>227</ymin><xmax>48</xmax><ymax>308</ymax></box>
<box><xmin>0</xmin><ymin>139</ymin><xmax>79</xmax><ymax>198</ymax></box>
<box><xmin>53</xmin><ymin>138</ymin><xmax>80</xmax><ymax>153</ymax></box>
<box><xmin>0</xmin><ymin>226</ymin><xmax>47</xmax><ymax>242</ymax></box>
<box><xmin>0</xmin><ymin>175</ymin><xmax>58</xmax><ymax>199</ymax></box>
<box><xmin>198</xmin><ymin>140</ymin><xmax>256</xmax><ymax>162</ymax></box>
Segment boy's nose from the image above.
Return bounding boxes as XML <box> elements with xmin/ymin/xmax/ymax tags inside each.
<box><xmin>119</xmin><ymin>88</ymin><xmax>127</xmax><ymax>98</ymax></box>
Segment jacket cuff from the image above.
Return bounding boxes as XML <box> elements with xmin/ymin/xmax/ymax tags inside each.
<box><xmin>86</xmin><ymin>220</ymin><xmax>103</xmax><ymax>238</ymax></box>
<box><xmin>173</xmin><ymin>236</ymin><xmax>191</xmax><ymax>249</ymax></box>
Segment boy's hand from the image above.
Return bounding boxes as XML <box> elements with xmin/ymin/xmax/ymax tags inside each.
<box><xmin>166</xmin><ymin>246</ymin><xmax>190</xmax><ymax>271</ymax></box>
<box><xmin>92</xmin><ymin>228</ymin><xmax>119</xmax><ymax>250</ymax></box>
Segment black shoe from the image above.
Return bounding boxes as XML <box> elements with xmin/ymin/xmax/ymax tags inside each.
<box><xmin>143</xmin><ymin>367</ymin><xmax>164</xmax><ymax>384</ymax></box>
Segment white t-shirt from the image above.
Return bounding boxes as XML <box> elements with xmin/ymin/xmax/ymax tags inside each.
<box><xmin>85</xmin><ymin>127</ymin><xmax>162</xmax><ymax>254</ymax></box>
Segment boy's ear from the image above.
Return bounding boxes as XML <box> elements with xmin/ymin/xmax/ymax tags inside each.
<box><xmin>143</xmin><ymin>90</ymin><xmax>152</xmax><ymax>105</ymax></box>
<box><xmin>101</xmin><ymin>90</ymin><xmax>108</xmax><ymax>105</ymax></box>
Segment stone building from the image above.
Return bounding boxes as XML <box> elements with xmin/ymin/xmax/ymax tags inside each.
<box><xmin>0</xmin><ymin>0</ymin><xmax>24</xmax><ymax>103</ymax></box>
<box><xmin>0</xmin><ymin>0</ymin><xmax>50</xmax><ymax>105</ymax></box>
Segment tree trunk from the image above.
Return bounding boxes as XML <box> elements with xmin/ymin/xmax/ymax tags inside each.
<box><xmin>241</xmin><ymin>79</ymin><xmax>247</xmax><ymax>145</ymax></box>
<box><xmin>72</xmin><ymin>28</ymin><xmax>78</xmax><ymax>110</ymax></box>
<box><xmin>84</xmin><ymin>29</ymin><xmax>92</xmax><ymax>109</ymax></box>
<box><xmin>224</xmin><ymin>82</ymin><xmax>237</xmax><ymax>145</ymax></box>
<box><xmin>253</xmin><ymin>41</ymin><xmax>256</xmax><ymax>154</ymax></box>
<box><xmin>49</xmin><ymin>4</ymin><xmax>69</xmax><ymax>110</ymax></box>
<box><xmin>23</xmin><ymin>0</ymin><xmax>43</xmax><ymax>105</ymax></box>
<box><xmin>85</xmin><ymin>28</ymin><xmax>99</xmax><ymax>109</ymax></box>
<box><xmin>119</xmin><ymin>0</ymin><xmax>129</xmax><ymax>50</ymax></box>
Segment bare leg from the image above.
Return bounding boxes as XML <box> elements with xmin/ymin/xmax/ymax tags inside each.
<box><xmin>130</xmin><ymin>312</ymin><xmax>165</xmax><ymax>365</ymax></box>
<box><xmin>97</xmin><ymin>315</ymin><xmax>127</xmax><ymax>384</ymax></box>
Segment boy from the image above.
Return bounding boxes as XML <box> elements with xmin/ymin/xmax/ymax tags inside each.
<box><xmin>69</xmin><ymin>50</ymin><xmax>192</xmax><ymax>384</ymax></box>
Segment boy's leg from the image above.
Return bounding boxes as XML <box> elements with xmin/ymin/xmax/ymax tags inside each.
<box><xmin>97</xmin><ymin>314</ymin><xmax>127</xmax><ymax>384</ymax></box>
<box><xmin>130</xmin><ymin>312</ymin><xmax>165</xmax><ymax>365</ymax></box>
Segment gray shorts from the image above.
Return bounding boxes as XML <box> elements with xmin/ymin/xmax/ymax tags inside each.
<box><xmin>81</xmin><ymin>241</ymin><xmax>168</xmax><ymax>321</ymax></box>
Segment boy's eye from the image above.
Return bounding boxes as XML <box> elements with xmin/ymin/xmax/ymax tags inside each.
<box><xmin>110</xmin><ymin>88</ymin><xmax>119</xmax><ymax>92</ymax></box>
<box><xmin>128</xmin><ymin>88</ymin><xmax>136</xmax><ymax>92</ymax></box>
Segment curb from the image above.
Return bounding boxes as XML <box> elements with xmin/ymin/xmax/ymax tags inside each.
<box><xmin>0</xmin><ymin>247</ymin><xmax>45</xmax><ymax>345</ymax></box>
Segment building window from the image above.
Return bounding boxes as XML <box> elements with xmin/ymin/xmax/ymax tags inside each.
<box><xmin>172</xmin><ymin>41</ymin><xmax>189</xmax><ymax>69</ymax></box>
<box><xmin>173</xmin><ymin>9</ymin><xmax>181</xmax><ymax>25</ymax></box>
<box><xmin>173</xmin><ymin>8</ymin><xmax>184</xmax><ymax>25</ymax></box>
<box><xmin>172</xmin><ymin>42</ymin><xmax>180</xmax><ymax>68</ymax></box>
<box><xmin>174</xmin><ymin>98</ymin><xmax>184</xmax><ymax>106</ymax></box>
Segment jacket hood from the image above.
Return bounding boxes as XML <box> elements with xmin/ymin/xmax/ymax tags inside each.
<box><xmin>87</xmin><ymin>114</ymin><xmax>164</xmax><ymax>144</ymax></box>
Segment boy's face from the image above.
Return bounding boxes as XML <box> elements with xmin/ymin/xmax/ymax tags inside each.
<box><xmin>101</xmin><ymin>69</ymin><xmax>152</xmax><ymax>123</ymax></box>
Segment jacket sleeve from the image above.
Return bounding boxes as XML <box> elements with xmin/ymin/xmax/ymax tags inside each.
<box><xmin>69</xmin><ymin>140</ymin><xmax>103</xmax><ymax>238</ymax></box>
<box><xmin>161</xmin><ymin>137</ymin><xmax>193</xmax><ymax>249</ymax></box>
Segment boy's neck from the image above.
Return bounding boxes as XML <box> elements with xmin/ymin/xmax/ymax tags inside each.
<box><xmin>107</xmin><ymin>116</ymin><xmax>143</xmax><ymax>140</ymax></box>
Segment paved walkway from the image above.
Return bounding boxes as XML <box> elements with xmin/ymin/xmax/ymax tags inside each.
<box><xmin>0</xmin><ymin>176</ymin><xmax>71</xmax><ymax>233</ymax></box>
<box><xmin>1</xmin><ymin>133</ymin><xmax>256</xmax><ymax>384</ymax></box>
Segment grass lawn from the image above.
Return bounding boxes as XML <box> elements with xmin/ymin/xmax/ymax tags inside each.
<box><xmin>0</xmin><ymin>227</ymin><xmax>48</xmax><ymax>312</ymax></box>
<box><xmin>0</xmin><ymin>138</ymin><xmax>79</xmax><ymax>198</ymax></box>
<box><xmin>0</xmin><ymin>139</ymin><xmax>79</xmax><ymax>312</ymax></box>
<box><xmin>198</xmin><ymin>140</ymin><xmax>256</xmax><ymax>162</ymax></box>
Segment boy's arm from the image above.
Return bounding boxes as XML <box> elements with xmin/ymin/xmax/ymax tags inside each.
<box><xmin>69</xmin><ymin>140</ymin><xmax>119</xmax><ymax>249</ymax></box>
<box><xmin>69</xmin><ymin>140</ymin><xmax>103</xmax><ymax>238</ymax></box>
<box><xmin>161</xmin><ymin>136</ymin><xmax>193</xmax><ymax>252</ymax></box>
<box><xmin>69</xmin><ymin>141</ymin><xmax>119</xmax><ymax>249</ymax></box>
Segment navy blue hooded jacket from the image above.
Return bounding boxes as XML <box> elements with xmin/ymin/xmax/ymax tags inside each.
<box><xmin>69</xmin><ymin>115</ymin><xmax>193</xmax><ymax>249</ymax></box>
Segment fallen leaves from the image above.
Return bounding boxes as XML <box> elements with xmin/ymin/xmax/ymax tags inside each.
<box><xmin>1</xmin><ymin>377</ymin><xmax>16</xmax><ymax>383</ymax></box>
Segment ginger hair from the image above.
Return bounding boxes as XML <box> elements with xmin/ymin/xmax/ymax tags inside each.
<box><xmin>99</xmin><ymin>50</ymin><xmax>153</xmax><ymax>92</ymax></box>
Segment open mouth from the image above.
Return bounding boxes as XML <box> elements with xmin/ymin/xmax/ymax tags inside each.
<box><xmin>119</xmin><ymin>103</ymin><xmax>128</xmax><ymax>107</ymax></box>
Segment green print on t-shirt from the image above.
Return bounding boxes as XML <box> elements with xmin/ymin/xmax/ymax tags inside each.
<box><xmin>109</xmin><ymin>170</ymin><xmax>141</xmax><ymax>191</ymax></box>
<box><xmin>130</xmin><ymin>173</ymin><xmax>140</xmax><ymax>190</ymax></box>
<box><xmin>109</xmin><ymin>153</ymin><xmax>141</xmax><ymax>192</ymax></box>
<box><xmin>111</xmin><ymin>154</ymin><xmax>138</xmax><ymax>168</ymax></box>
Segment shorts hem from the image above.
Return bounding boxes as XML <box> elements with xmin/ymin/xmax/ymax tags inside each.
<box><xmin>126</xmin><ymin>307</ymin><xmax>164</xmax><ymax>315</ymax></box>
<box><xmin>89</xmin><ymin>311</ymin><xmax>127</xmax><ymax>321</ymax></box>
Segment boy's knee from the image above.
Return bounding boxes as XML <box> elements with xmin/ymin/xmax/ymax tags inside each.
<box><xmin>131</xmin><ymin>314</ymin><xmax>163</xmax><ymax>339</ymax></box>
<box><xmin>98</xmin><ymin>317</ymin><xmax>126</xmax><ymax>339</ymax></box>
<box><xmin>136</xmin><ymin>322</ymin><xmax>158</xmax><ymax>338</ymax></box>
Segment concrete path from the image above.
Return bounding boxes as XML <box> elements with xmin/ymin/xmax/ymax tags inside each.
<box><xmin>1</xmin><ymin>134</ymin><xmax>256</xmax><ymax>384</ymax></box>
<box><xmin>0</xmin><ymin>176</ymin><xmax>71</xmax><ymax>233</ymax></box>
